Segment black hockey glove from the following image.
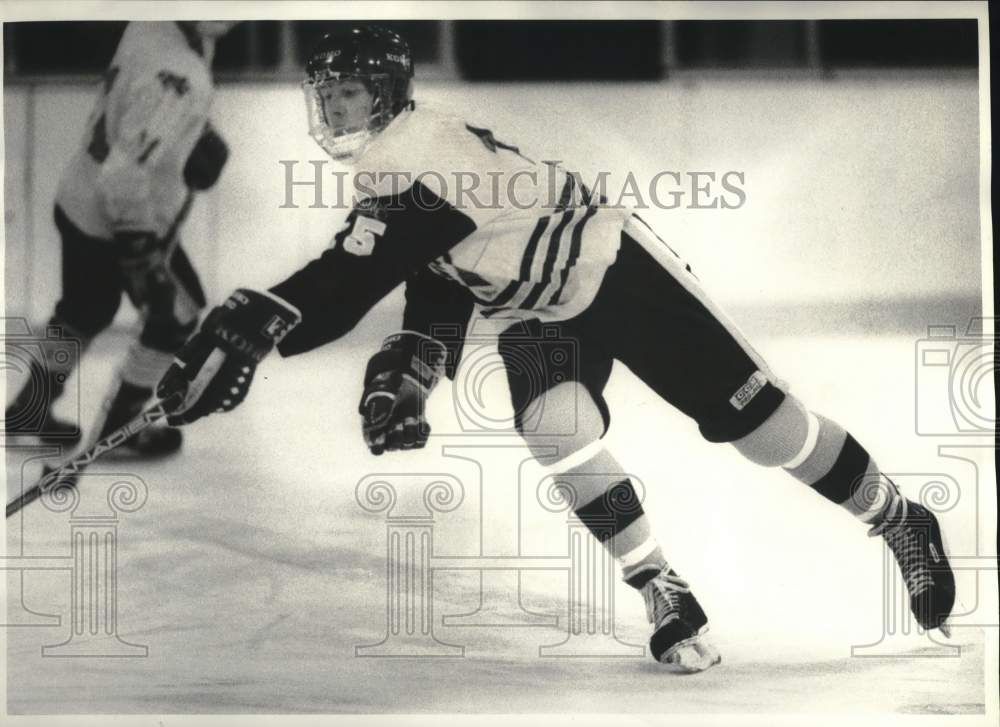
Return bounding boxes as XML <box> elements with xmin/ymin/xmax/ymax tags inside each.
<box><xmin>114</xmin><ymin>231</ymin><xmax>176</xmax><ymax>316</ymax></box>
<box><xmin>183</xmin><ymin>122</ymin><xmax>229</xmax><ymax>191</ymax></box>
<box><xmin>156</xmin><ymin>289</ymin><xmax>301</xmax><ymax>425</ymax></box>
<box><xmin>359</xmin><ymin>332</ymin><xmax>447</xmax><ymax>455</ymax></box>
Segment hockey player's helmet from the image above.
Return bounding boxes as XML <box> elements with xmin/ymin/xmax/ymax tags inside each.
<box><xmin>303</xmin><ymin>26</ymin><xmax>414</xmax><ymax>162</ymax></box>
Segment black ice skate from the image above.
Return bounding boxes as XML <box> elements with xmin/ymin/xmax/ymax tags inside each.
<box><xmin>869</xmin><ymin>496</ymin><xmax>955</xmax><ymax>635</ymax></box>
<box><xmin>5</xmin><ymin>340</ymin><xmax>81</xmax><ymax>444</ymax></box>
<box><xmin>4</xmin><ymin>402</ymin><xmax>81</xmax><ymax>445</ymax></box>
<box><xmin>113</xmin><ymin>424</ymin><xmax>183</xmax><ymax>458</ymax></box>
<box><xmin>98</xmin><ymin>381</ymin><xmax>182</xmax><ymax>458</ymax></box>
<box><xmin>638</xmin><ymin>567</ymin><xmax>721</xmax><ymax>672</ymax></box>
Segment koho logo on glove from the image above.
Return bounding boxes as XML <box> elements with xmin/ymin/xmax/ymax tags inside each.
<box><xmin>262</xmin><ymin>314</ymin><xmax>295</xmax><ymax>343</ymax></box>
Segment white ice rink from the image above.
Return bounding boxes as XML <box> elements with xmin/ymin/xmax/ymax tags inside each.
<box><xmin>3</xmin><ymin>74</ymin><xmax>994</xmax><ymax>717</ymax></box>
<box><xmin>4</xmin><ymin>326</ymin><xmax>992</xmax><ymax>714</ymax></box>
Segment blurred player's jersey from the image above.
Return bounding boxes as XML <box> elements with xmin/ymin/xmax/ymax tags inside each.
<box><xmin>355</xmin><ymin>104</ymin><xmax>630</xmax><ymax>322</ymax></box>
<box><xmin>56</xmin><ymin>22</ymin><xmax>215</xmax><ymax>240</ymax></box>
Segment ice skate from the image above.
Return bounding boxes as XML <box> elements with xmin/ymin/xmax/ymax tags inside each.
<box><xmin>869</xmin><ymin>496</ymin><xmax>955</xmax><ymax>634</ymax></box>
<box><xmin>4</xmin><ymin>403</ymin><xmax>82</xmax><ymax>445</ymax></box>
<box><xmin>97</xmin><ymin>381</ymin><xmax>182</xmax><ymax>458</ymax></box>
<box><xmin>111</xmin><ymin>423</ymin><xmax>183</xmax><ymax>458</ymax></box>
<box><xmin>639</xmin><ymin>567</ymin><xmax>721</xmax><ymax>672</ymax></box>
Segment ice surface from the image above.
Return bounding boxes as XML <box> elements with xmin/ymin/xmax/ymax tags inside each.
<box><xmin>4</xmin><ymin>328</ymin><xmax>991</xmax><ymax>714</ymax></box>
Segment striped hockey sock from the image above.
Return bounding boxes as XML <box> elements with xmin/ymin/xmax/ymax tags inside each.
<box><xmin>572</xmin><ymin>478</ymin><xmax>668</xmax><ymax>589</ymax></box>
<box><xmin>783</xmin><ymin>413</ymin><xmax>901</xmax><ymax>525</ymax></box>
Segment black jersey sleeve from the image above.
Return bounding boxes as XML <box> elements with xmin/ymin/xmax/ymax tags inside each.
<box><xmin>270</xmin><ymin>180</ymin><xmax>477</xmax><ymax>356</ymax></box>
<box><xmin>402</xmin><ymin>268</ymin><xmax>476</xmax><ymax>379</ymax></box>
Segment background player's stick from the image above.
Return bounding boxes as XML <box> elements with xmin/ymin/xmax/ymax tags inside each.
<box><xmin>6</xmin><ymin>393</ymin><xmax>182</xmax><ymax>518</ymax></box>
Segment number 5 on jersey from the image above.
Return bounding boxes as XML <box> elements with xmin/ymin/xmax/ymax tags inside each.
<box><xmin>343</xmin><ymin>216</ymin><xmax>386</xmax><ymax>256</ymax></box>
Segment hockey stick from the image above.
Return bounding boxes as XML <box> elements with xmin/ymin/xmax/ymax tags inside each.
<box><xmin>6</xmin><ymin>194</ymin><xmax>205</xmax><ymax>520</ymax></box>
<box><xmin>6</xmin><ymin>392</ymin><xmax>182</xmax><ymax>519</ymax></box>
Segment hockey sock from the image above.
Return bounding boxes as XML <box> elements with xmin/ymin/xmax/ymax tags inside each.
<box><xmin>91</xmin><ymin>342</ymin><xmax>175</xmax><ymax>438</ymax></box>
<box><xmin>620</xmin><ymin>542</ymin><xmax>671</xmax><ymax>589</ymax></box>
<box><xmin>547</xmin><ymin>444</ymin><xmax>669</xmax><ymax>589</ymax></box>
<box><xmin>574</xmin><ymin>478</ymin><xmax>670</xmax><ymax>589</ymax></box>
<box><xmin>121</xmin><ymin>341</ymin><xmax>176</xmax><ymax>390</ymax></box>
<box><xmin>782</xmin><ymin>413</ymin><xmax>900</xmax><ymax>526</ymax></box>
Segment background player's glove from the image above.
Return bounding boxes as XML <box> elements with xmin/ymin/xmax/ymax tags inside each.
<box><xmin>114</xmin><ymin>232</ymin><xmax>175</xmax><ymax>315</ymax></box>
<box><xmin>183</xmin><ymin>122</ymin><xmax>229</xmax><ymax>191</ymax></box>
<box><xmin>359</xmin><ymin>332</ymin><xmax>447</xmax><ymax>455</ymax></box>
<box><xmin>156</xmin><ymin>289</ymin><xmax>301</xmax><ymax>425</ymax></box>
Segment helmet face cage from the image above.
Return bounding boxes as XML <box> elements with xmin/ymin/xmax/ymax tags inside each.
<box><xmin>302</xmin><ymin>26</ymin><xmax>414</xmax><ymax>163</ymax></box>
<box><xmin>303</xmin><ymin>73</ymin><xmax>396</xmax><ymax>162</ymax></box>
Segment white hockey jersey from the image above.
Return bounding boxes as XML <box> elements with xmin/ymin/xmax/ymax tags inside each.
<box><xmin>271</xmin><ymin>102</ymin><xmax>633</xmax><ymax>356</ymax></box>
<box><xmin>354</xmin><ymin>104</ymin><xmax>630</xmax><ymax>323</ymax></box>
<box><xmin>55</xmin><ymin>22</ymin><xmax>216</xmax><ymax>240</ymax></box>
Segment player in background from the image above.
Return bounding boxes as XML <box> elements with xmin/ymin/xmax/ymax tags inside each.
<box><xmin>5</xmin><ymin>21</ymin><xmax>235</xmax><ymax>455</ymax></box>
<box><xmin>156</xmin><ymin>27</ymin><xmax>956</xmax><ymax>671</ymax></box>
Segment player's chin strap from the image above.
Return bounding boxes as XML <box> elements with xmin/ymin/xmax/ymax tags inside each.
<box><xmin>5</xmin><ymin>392</ymin><xmax>182</xmax><ymax>518</ymax></box>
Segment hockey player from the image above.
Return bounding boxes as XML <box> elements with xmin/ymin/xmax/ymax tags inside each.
<box><xmin>157</xmin><ymin>26</ymin><xmax>956</xmax><ymax>671</ymax></box>
<box><xmin>5</xmin><ymin>21</ymin><xmax>235</xmax><ymax>455</ymax></box>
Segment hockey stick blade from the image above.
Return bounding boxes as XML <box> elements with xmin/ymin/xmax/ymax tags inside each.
<box><xmin>6</xmin><ymin>393</ymin><xmax>183</xmax><ymax>519</ymax></box>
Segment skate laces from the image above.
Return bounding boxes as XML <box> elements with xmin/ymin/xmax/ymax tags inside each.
<box><xmin>866</xmin><ymin>490</ymin><xmax>907</xmax><ymax>538</ymax></box>
<box><xmin>868</xmin><ymin>497</ymin><xmax>935</xmax><ymax>597</ymax></box>
<box><xmin>642</xmin><ymin>571</ymin><xmax>691</xmax><ymax>627</ymax></box>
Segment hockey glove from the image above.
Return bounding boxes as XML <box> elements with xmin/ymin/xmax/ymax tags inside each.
<box><xmin>184</xmin><ymin>123</ymin><xmax>229</xmax><ymax>191</ymax></box>
<box><xmin>156</xmin><ymin>289</ymin><xmax>301</xmax><ymax>425</ymax></box>
<box><xmin>114</xmin><ymin>232</ymin><xmax>176</xmax><ymax>315</ymax></box>
<box><xmin>359</xmin><ymin>332</ymin><xmax>447</xmax><ymax>455</ymax></box>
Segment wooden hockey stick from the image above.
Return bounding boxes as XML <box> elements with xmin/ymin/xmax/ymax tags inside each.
<box><xmin>6</xmin><ymin>393</ymin><xmax>182</xmax><ymax>518</ymax></box>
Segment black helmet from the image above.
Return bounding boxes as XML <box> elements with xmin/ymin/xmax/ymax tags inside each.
<box><xmin>303</xmin><ymin>26</ymin><xmax>414</xmax><ymax>161</ymax></box>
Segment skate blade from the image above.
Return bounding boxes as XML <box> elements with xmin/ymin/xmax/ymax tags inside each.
<box><xmin>661</xmin><ymin>637</ymin><xmax>722</xmax><ymax>673</ymax></box>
